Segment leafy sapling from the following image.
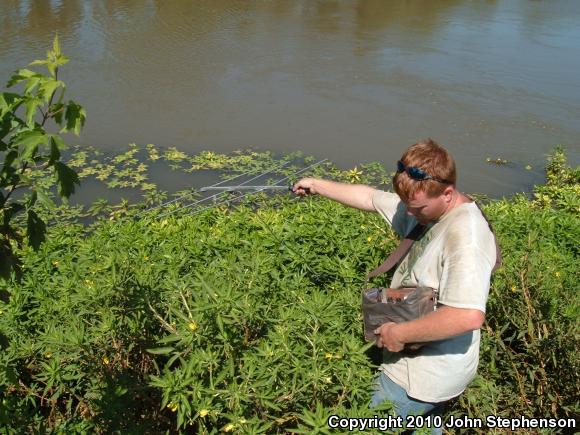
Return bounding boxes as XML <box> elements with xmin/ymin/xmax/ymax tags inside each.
<box><xmin>0</xmin><ymin>34</ymin><xmax>85</xmax><ymax>279</ymax></box>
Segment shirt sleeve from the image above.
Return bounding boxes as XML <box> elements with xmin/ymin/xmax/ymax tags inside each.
<box><xmin>372</xmin><ymin>190</ymin><xmax>415</xmax><ymax>237</ymax></box>
<box><xmin>438</xmin><ymin>245</ymin><xmax>494</xmax><ymax>312</ymax></box>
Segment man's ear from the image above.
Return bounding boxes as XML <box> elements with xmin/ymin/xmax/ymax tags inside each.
<box><xmin>443</xmin><ymin>186</ymin><xmax>455</xmax><ymax>203</ymax></box>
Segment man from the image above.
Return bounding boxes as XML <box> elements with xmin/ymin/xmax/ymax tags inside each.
<box><xmin>292</xmin><ymin>139</ymin><xmax>499</xmax><ymax>433</ymax></box>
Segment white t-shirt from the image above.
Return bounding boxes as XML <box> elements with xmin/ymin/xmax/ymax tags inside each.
<box><xmin>372</xmin><ymin>190</ymin><xmax>497</xmax><ymax>402</ymax></box>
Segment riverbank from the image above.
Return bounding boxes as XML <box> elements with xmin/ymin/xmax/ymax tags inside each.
<box><xmin>0</xmin><ymin>149</ymin><xmax>578</xmax><ymax>433</ymax></box>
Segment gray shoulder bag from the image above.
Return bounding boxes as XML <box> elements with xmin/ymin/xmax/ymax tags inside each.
<box><xmin>361</xmin><ymin>223</ymin><xmax>435</xmax><ymax>344</ymax></box>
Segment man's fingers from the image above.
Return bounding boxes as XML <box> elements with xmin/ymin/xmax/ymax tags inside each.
<box><xmin>292</xmin><ymin>186</ymin><xmax>311</xmax><ymax>195</ymax></box>
<box><xmin>292</xmin><ymin>178</ymin><xmax>315</xmax><ymax>195</ymax></box>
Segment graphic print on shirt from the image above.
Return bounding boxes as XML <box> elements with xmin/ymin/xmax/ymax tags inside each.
<box><xmin>398</xmin><ymin>229</ymin><xmax>434</xmax><ymax>287</ymax></box>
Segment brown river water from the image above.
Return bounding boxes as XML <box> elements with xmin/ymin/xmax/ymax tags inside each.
<box><xmin>1</xmin><ymin>0</ymin><xmax>579</xmax><ymax>198</ymax></box>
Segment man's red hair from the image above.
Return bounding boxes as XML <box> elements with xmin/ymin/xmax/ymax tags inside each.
<box><xmin>393</xmin><ymin>139</ymin><xmax>456</xmax><ymax>203</ymax></box>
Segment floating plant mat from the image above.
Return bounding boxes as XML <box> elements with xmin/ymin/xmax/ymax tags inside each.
<box><xmin>20</xmin><ymin>143</ymin><xmax>393</xmax><ymax>226</ymax></box>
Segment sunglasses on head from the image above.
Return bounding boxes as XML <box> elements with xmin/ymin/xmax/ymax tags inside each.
<box><xmin>396</xmin><ymin>161</ymin><xmax>451</xmax><ymax>184</ymax></box>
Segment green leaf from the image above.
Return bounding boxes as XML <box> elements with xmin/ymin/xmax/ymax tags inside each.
<box><xmin>38</xmin><ymin>78</ymin><xmax>64</xmax><ymax>104</ymax></box>
<box><xmin>1</xmin><ymin>149</ymin><xmax>18</xmax><ymax>177</ymax></box>
<box><xmin>29</xmin><ymin>59</ymin><xmax>48</xmax><ymax>67</ymax></box>
<box><xmin>0</xmin><ymin>238</ymin><xmax>20</xmax><ymax>280</ymax></box>
<box><xmin>27</xmin><ymin>190</ymin><xmax>38</xmax><ymax>208</ymax></box>
<box><xmin>52</xmin><ymin>33</ymin><xmax>62</xmax><ymax>57</ymax></box>
<box><xmin>0</xmin><ymin>93</ymin><xmax>9</xmax><ymax>115</ymax></box>
<box><xmin>24</xmin><ymin>76</ymin><xmax>41</xmax><ymax>95</ymax></box>
<box><xmin>25</xmin><ymin>97</ymin><xmax>43</xmax><ymax>127</ymax></box>
<box><xmin>48</xmin><ymin>135</ymin><xmax>63</xmax><ymax>165</ymax></box>
<box><xmin>62</xmin><ymin>101</ymin><xmax>86</xmax><ymax>135</ymax></box>
<box><xmin>0</xmin><ymin>92</ymin><xmax>24</xmax><ymax>117</ymax></box>
<box><xmin>166</xmin><ymin>353</ymin><xmax>181</xmax><ymax>368</ymax></box>
<box><xmin>26</xmin><ymin>209</ymin><xmax>46</xmax><ymax>250</ymax></box>
<box><xmin>36</xmin><ymin>188</ymin><xmax>55</xmax><ymax>210</ymax></box>
<box><xmin>13</xmin><ymin>130</ymin><xmax>48</xmax><ymax>160</ymax></box>
<box><xmin>54</xmin><ymin>161</ymin><xmax>80</xmax><ymax>199</ymax></box>
<box><xmin>6</xmin><ymin>69</ymin><xmax>40</xmax><ymax>88</ymax></box>
<box><xmin>50</xmin><ymin>102</ymin><xmax>65</xmax><ymax>124</ymax></box>
<box><xmin>146</xmin><ymin>347</ymin><xmax>175</xmax><ymax>355</ymax></box>
<box><xmin>55</xmin><ymin>54</ymin><xmax>70</xmax><ymax>68</ymax></box>
<box><xmin>2</xmin><ymin>202</ymin><xmax>25</xmax><ymax>223</ymax></box>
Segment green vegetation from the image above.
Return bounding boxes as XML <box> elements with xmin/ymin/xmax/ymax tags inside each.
<box><xmin>453</xmin><ymin>148</ymin><xmax>579</xmax><ymax>423</ymax></box>
<box><xmin>1</xmin><ymin>42</ymin><xmax>578</xmax><ymax>434</ymax></box>
<box><xmin>0</xmin><ymin>35</ymin><xmax>85</xmax><ymax>279</ymax></box>
<box><xmin>0</xmin><ymin>146</ymin><xmax>578</xmax><ymax>433</ymax></box>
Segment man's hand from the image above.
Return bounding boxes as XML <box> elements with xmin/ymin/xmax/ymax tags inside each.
<box><xmin>292</xmin><ymin>178</ymin><xmax>316</xmax><ymax>196</ymax></box>
<box><xmin>374</xmin><ymin>322</ymin><xmax>405</xmax><ymax>352</ymax></box>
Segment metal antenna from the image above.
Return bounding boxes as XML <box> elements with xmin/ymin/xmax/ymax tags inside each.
<box><xmin>144</xmin><ymin>169</ymin><xmax>251</xmax><ymax>214</ymax></box>
<box><xmin>143</xmin><ymin>160</ymin><xmax>291</xmax><ymax>215</ymax></box>
<box><xmin>155</xmin><ymin>159</ymin><xmax>294</xmax><ymax>219</ymax></box>
<box><xmin>199</xmin><ymin>185</ymin><xmax>290</xmax><ymax>192</ymax></box>
<box><xmin>186</xmin><ymin>158</ymin><xmax>328</xmax><ymax>217</ymax></box>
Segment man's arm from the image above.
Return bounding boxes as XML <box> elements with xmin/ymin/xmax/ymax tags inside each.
<box><xmin>292</xmin><ymin>178</ymin><xmax>377</xmax><ymax>211</ymax></box>
<box><xmin>374</xmin><ymin>306</ymin><xmax>485</xmax><ymax>352</ymax></box>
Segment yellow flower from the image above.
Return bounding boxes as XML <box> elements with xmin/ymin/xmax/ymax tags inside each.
<box><xmin>239</xmin><ymin>418</ymin><xmax>247</xmax><ymax>424</ymax></box>
<box><xmin>102</xmin><ymin>356</ymin><xmax>110</xmax><ymax>365</ymax></box>
<box><xmin>224</xmin><ymin>423</ymin><xmax>235</xmax><ymax>432</ymax></box>
<box><xmin>555</xmin><ymin>271</ymin><xmax>561</xmax><ymax>278</ymax></box>
<box><xmin>325</xmin><ymin>353</ymin><xmax>333</xmax><ymax>359</ymax></box>
<box><xmin>199</xmin><ymin>409</ymin><xmax>209</xmax><ymax>418</ymax></box>
<box><xmin>44</xmin><ymin>352</ymin><xmax>52</xmax><ymax>359</ymax></box>
<box><xmin>167</xmin><ymin>403</ymin><xmax>178</xmax><ymax>412</ymax></box>
<box><xmin>144</xmin><ymin>256</ymin><xmax>149</xmax><ymax>261</ymax></box>
<box><xmin>367</xmin><ymin>236</ymin><xmax>373</xmax><ymax>242</ymax></box>
<box><xmin>511</xmin><ymin>285</ymin><xmax>517</xmax><ymax>292</ymax></box>
<box><xmin>346</xmin><ymin>167</ymin><xmax>363</xmax><ymax>182</ymax></box>
<box><xmin>188</xmin><ymin>321</ymin><xmax>198</xmax><ymax>332</ymax></box>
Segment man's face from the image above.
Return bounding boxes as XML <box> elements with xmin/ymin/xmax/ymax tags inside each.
<box><xmin>404</xmin><ymin>189</ymin><xmax>451</xmax><ymax>224</ymax></box>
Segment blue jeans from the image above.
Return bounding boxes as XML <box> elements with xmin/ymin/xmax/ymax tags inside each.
<box><xmin>371</xmin><ymin>371</ymin><xmax>445</xmax><ymax>435</ymax></box>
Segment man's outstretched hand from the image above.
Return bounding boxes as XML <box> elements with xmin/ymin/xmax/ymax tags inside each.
<box><xmin>292</xmin><ymin>178</ymin><xmax>315</xmax><ymax>195</ymax></box>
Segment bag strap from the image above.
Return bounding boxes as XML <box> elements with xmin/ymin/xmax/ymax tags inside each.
<box><xmin>364</xmin><ymin>198</ymin><xmax>502</xmax><ymax>284</ymax></box>
<box><xmin>364</xmin><ymin>223</ymin><xmax>427</xmax><ymax>284</ymax></box>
